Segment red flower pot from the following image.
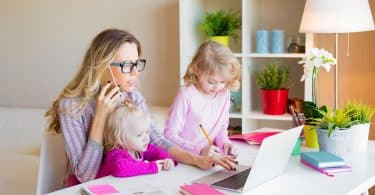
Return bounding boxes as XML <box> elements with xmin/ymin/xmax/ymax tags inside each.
<box><xmin>260</xmin><ymin>89</ymin><xmax>289</xmax><ymax>115</ymax></box>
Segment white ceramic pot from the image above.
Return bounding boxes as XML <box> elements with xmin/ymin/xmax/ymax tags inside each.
<box><xmin>347</xmin><ymin>123</ymin><xmax>370</xmax><ymax>152</ymax></box>
<box><xmin>317</xmin><ymin>128</ymin><xmax>350</xmax><ymax>158</ymax></box>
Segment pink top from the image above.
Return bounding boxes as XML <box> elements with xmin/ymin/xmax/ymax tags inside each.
<box><xmin>96</xmin><ymin>144</ymin><xmax>172</xmax><ymax>178</ymax></box>
<box><xmin>164</xmin><ymin>85</ymin><xmax>231</xmax><ymax>155</ymax></box>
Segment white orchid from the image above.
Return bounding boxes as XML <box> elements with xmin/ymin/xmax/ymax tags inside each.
<box><xmin>298</xmin><ymin>48</ymin><xmax>336</xmax><ymax>104</ymax></box>
<box><xmin>298</xmin><ymin>48</ymin><xmax>336</xmax><ymax>82</ymax></box>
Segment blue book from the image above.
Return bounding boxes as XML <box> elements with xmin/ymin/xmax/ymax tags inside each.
<box><xmin>300</xmin><ymin>151</ymin><xmax>345</xmax><ymax>168</ymax></box>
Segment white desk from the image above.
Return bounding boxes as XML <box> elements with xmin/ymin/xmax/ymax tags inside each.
<box><xmin>49</xmin><ymin>141</ymin><xmax>375</xmax><ymax>195</ymax></box>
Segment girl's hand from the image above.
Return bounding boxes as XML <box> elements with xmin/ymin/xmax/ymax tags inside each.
<box><xmin>200</xmin><ymin>145</ymin><xmax>221</xmax><ymax>157</ymax></box>
<box><xmin>223</xmin><ymin>143</ymin><xmax>238</xmax><ymax>158</ymax></box>
<box><xmin>156</xmin><ymin>159</ymin><xmax>174</xmax><ymax>171</ymax></box>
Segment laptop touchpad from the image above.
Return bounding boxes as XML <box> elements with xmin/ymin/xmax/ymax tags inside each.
<box><xmin>192</xmin><ymin>165</ymin><xmax>251</xmax><ymax>185</ymax></box>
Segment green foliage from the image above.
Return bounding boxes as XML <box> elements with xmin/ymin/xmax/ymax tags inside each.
<box><xmin>303</xmin><ymin>101</ymin><xmax>327</xmax><ymax>125</ymax></box>
<box><xmin>343</xmin><ymin>101</ymin><xmax>375</xmax><ymax>124</ymax></box>
<box><xmin>200</xmin><ymin>10</ymin><xmax>241</xmax><ymax>39</ymax></box>
<box><xmin>256</xmin><ymin>63</ymin><xmax>289</xmax><ymax>90</ymax></box>
<box><xmin>313</xmin><ymin>107</ymin><xmax>354</xmax><ymax>137</ymax></box>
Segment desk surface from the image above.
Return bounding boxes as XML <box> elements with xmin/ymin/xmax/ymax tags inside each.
<box><xmin>50</xmin><ymin>141</ymin><xmax>375</xmax><ymax>195</ymax></box>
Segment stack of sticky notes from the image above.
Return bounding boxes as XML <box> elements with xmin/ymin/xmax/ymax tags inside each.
<box><xmin>300</xmin><ymin>151</ymin><xmax>351</xmax><ymax>176</ymax></box>
<box><xmin>180</xmin><ymin>183</ymin><xmax>224</xmax><ymax>195</ymax></box>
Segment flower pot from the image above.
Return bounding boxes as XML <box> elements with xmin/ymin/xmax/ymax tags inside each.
<box><xmin>260</xmin><ymin>89</ymin><xmax>288</xmax><ymax>115</ymax></box>
<box><xmin>317</xmin><ymin>128</ymin><xmax>350</xmax><ymax>158</ymax></box>
<box><xmin>303</xmin><ymin>125</ymin><xmax>319</xmax><ymax>149</ymax></box>
<box><xmin>209</xmin><ymin>36</ymin><xmax>229</xmax><ymax>47</ymax></box>
<box><xmin>347</xmin><ymin>123</ymin><xmax>370</xmax><ymax>152</ymax></box>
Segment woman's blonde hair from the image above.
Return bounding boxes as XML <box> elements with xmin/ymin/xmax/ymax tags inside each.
<box><xmin>183</xmin><ymin>41</ymin><xmax>241</xmax><ymax>90</ymax></box>
<box><xmin>103</xmin><ymin>102</ymin><xmax>151</xmax><ymax>152</ymax></box>
<box><xmin>45</xmin><ymin>29</ymin><xmax>141</xmax><ymax>133</ymax></box>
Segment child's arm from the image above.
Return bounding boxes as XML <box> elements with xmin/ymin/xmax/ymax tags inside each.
<box><xmin>164</xmin><ymin>91</ymin><xmax>204</xmax><ymax>154</ymax></box>
<box><xmin>106</xmin><ymin>149</ymin><xmax>159</xmax><ymax>177</ymax></box>
<box><xmin>214</xmin><ymin>92</ymin><xmax>231</xmax><ymax>151</ymax></box>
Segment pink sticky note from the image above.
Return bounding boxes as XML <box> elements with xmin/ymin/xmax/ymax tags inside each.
<box><xmin>86</xmin><ymin>184</ymin><xmax>119</xmax><ymax>195</ymax></box>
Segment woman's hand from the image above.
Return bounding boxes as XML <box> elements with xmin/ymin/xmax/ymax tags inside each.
<box><xmin>200</xmin><ymin>145</ymin><xmax>221</xmax><ymax>157</ymax></box>
<box><xmin>223</xmin><ymin>143</ymin><xmax>238</xmax><ymax>158</ymax></box>
<box><xmin>212</xmin><ymin>154</ymin><xmax>238</xmax><ymax>171</ymax></box>
<box><xmin>89</xmin><ymin>82</ymin><xmax>120</xmax><ymax>144</ymax></box>
<box><xmin>95</xmin><ymin>82</ymin><xmax>121</xmax><ymax>118</ymax></box>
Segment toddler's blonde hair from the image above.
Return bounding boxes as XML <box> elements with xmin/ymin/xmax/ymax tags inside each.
<box><xmin>183</xmin><ymin>41</ymin><xmax>241</xmax><ymax>90</ymax></box>
<box><xmin>103</xmin><ymin>102</ymin><xmax>151</xmax><ymax>152</ymax></box>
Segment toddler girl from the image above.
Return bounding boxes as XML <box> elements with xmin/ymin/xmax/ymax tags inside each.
<box><xmin>165</xmin><ymin>41</ymin><xmax>241</xmax><ymax>158</ymax></box>
<box><xmin>96</xmin><ymin>103</ymin><xmax>175</xmax><ymax>178</ymax></box>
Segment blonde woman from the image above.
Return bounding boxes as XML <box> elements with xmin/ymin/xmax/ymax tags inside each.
<box><xmin>45</xmin><ymin>29</ymin><xmax>235</xmax><ymax>187</ymax></box>
<box><xmin>165</xmin><ymin>41</ymin><xmax>241</xmax><ymax>161</ymax></box>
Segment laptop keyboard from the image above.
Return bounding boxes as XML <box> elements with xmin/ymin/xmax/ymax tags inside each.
<box><xmin>212</xmin><ymin>168</ymin><xmax>251</xmax><ymax>190</ymax></box>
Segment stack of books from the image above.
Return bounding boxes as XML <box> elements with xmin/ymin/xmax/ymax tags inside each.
<box><xmin>300</xmin><ymin>151</ymin><xmax>352</xmax><ymax>176</ymax></box>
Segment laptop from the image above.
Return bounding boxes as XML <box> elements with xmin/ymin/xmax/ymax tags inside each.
<box><xmin>192</xmin><ymin>126</ymin><xmax>303</xmax><ymax>193</ymax></box>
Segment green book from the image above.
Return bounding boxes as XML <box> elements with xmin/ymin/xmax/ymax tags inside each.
<box><xmin>300</xmin><ymin>151</ymin><xmax>345</xmax><ymax>168</ymax></box>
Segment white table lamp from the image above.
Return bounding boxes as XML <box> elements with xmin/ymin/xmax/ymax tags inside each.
<box><xmin>299</xmin><ymin>0</ymin><xmax>375</xmax><ymax>108</ymax></box>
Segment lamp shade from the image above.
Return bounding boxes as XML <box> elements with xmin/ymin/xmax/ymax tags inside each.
<box><xmin>299</xmin><ymin>0</ymin><xmax>375</xmax><ymax>33</ymax></box>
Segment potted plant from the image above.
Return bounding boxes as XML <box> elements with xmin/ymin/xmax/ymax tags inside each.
<box><xmin>313</xmin><ymin>107</ymin><xmax>354</xmax><ymax>157</ymax></box>
<box><xmin>256</xmin><ymin>62</ymin><xmax>289</xmax><ymax>115</ymax></box>
<box><xmin>344</xmin><ymin>101</ymin><xmax>375</xmax><ymax>152</ymax></box>
<box><xmin>200</xmin><ymin>10</ymin><xmax>241</xmax><ymax>47</ymax></box>
<box><xmin>302</xmin><ymin>101</ymin><xmax>327</xmax><ymax>149</ymax></box>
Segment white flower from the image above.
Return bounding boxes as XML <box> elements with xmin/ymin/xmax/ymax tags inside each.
<box><xmin>299</xmin><ymin>48</ymin><xmax>336</xmax><ymax>82</ymax></box>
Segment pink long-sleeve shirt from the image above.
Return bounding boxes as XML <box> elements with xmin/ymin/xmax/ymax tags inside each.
<box><xmin>96</xmin><ymin>144</ymin><xmax>171</xmax><ymax>178</ymax></box>
<box><xmin>164</xmin><ymin>85</ymin><xmax>231</xmax><ymax>155</ymax></box>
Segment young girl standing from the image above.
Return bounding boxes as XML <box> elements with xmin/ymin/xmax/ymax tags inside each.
<box><xmin>96</xmin><ymin>103</ymin><xmax>174</xmax><ymax>178</ymax></box>
<box><xmin>165</xmin><ymin>41</ymin><xmax>241</xmax><ymax>158</ymax></box>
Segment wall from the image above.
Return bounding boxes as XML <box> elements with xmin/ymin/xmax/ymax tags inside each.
<box><xmin>0</xmin><ymin>0</ymin><xmax>179</xmax><ymax>108</ymax></box>
<box><xmin>315</xmin><ymin>0</ymin><xmax>375</xmax><ymax>140</ymax></box>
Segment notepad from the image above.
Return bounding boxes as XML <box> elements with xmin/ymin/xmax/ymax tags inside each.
<box><xmin>301</xmin><ymin>159</ymin><xmax>352</xmax><ymax>176</ymax></box>
<box><xmin>229</xmin><ymin>131</ymin><xmax>280</xmax><ymax>144</ymax></box>
<box><xmin>301</xmin><ymin>151</ymin><xmax>345</xmax><ymax>168</ymax></box>
<box><xmin>81</xmin><ymin>184</ymin><xmax>120</xmax><ymax>195</ymax></box>
<box><xmin>180</xmin><ymin>183</ymin><xmax>224</xmax><ymax>195</ymax></box>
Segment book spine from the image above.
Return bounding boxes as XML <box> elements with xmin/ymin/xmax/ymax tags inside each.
<box><xmin>300</xmin><ymin>160</ymin><xmax>334</xmax><ymax>177</ymax></box>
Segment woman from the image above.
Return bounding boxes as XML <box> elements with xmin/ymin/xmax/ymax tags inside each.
<box><xmin>45</xmin><ymin>29</ymin><xmax>236</xmax><ymax>186</ymax></box>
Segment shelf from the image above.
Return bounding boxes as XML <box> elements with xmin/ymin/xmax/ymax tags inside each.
<box><xmin>229</xmin><ymin>113</ymin><xmax>242</xmax><ymax>119</ymax></box>
<box><xmin>247</xmin><ymin>111</ymin><xmax>293</xmax><ymax>121</ymax></box>
<box><xmin>247</xmin><ymin>53</ymin><xmax>305</xmax><ymax>58</ymax></box>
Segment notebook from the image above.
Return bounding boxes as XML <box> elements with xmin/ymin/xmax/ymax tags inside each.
<box><xmin>301</xmin><ymin>159</ymin><xmax>352</xmax><ymax>176</ymax></box>
<box><xmin>180</xmin><ymin>183</ymin><xmax>224</xmax><ymax>195</ymax></box>
<box><xmin>229</xmin><ymin>131</ymin><xmax>280</xmax><ymax>144</ymax></box>
<box><xmin>301</xmin><ymin>151</ymin><xmax>345</xmax><ymax>168</ymax></box>
<box><xmin>193</xmin><ymin>126</ymin><xmax>303</xmax><ymax>193</ymax></box>
<box><xmin>81</xmin><ymin>184</ymin><xmax>120</xmax><ymax>195</ymax></box>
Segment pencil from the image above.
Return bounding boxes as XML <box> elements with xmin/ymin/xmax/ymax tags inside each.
<box><xmin>199</xmin><ymin>124</ymin><xmax>213</xmax><ymax>145</ymax></box>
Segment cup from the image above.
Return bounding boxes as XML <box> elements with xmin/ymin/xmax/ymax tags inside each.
<box><xmin>271</xmin><ymin>30</ymin><xmax>284</xmax><ymax>53</ymax></box>
<box><xmin>256</xmin><ymin>30</ymin><xmax>269</xmax><ymax>53</ymax></box>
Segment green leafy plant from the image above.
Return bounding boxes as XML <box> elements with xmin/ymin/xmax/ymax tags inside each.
<box><xmin>303</xmin><ymin>101</ymin><xmax>327</xmax><ymax>125</ymax></box>
<box><xmin>200</xmin><ymin>10</ymin><xmax>241</xmax><ymax>39</ymax></box>
<box><xmin>313</xmin><ymin>107</ymin><xmax>354</xmax><ymax>137</ymax></box>
<box><xmin>343</xmin><ymin>101</ymin><xmax>375</xmax><ymax>124</ymax></box>
<box><xmin>256</xmin><ymin>63</ymin><xmax>289</xmax><ymax>90</ymax></box>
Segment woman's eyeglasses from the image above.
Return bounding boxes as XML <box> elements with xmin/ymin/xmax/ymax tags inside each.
<box><xmin>110</xmin><ymin>59</ymin><xmax>146</xmax><ymax>74</ymax></box>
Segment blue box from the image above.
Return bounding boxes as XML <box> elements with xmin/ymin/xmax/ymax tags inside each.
<box><xmin>256</xmin><ymin>30</ymin><xmax>269</xmax><ymax>53</ymax></box>
<box><xmin>271</xmin><ymin>30</ymin><xmax>284</xmax><ymax>53</ymax></box>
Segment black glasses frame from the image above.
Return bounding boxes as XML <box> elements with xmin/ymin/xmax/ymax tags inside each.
<box><xmin>110</xmin><ymin>59</ymin><xmax>146</xmax><ymax>74</ymax></box>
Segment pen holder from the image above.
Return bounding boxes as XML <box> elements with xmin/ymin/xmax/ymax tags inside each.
<box><xmin>291</xmin><ymin>137</ymin><xmax>302</xmax><ymax>156</ymax></box>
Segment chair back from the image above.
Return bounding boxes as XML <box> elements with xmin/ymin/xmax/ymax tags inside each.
<box><xmin>36</xmin><ymin>132</ymin><xmax>66</xmax><ymax>195</ymax></box>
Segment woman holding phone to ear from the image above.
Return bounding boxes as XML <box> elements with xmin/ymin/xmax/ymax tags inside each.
<box><xmin>45</xmin><ymin>29</ymin><xmax>236</xmax><ymax>187</ymax></box>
